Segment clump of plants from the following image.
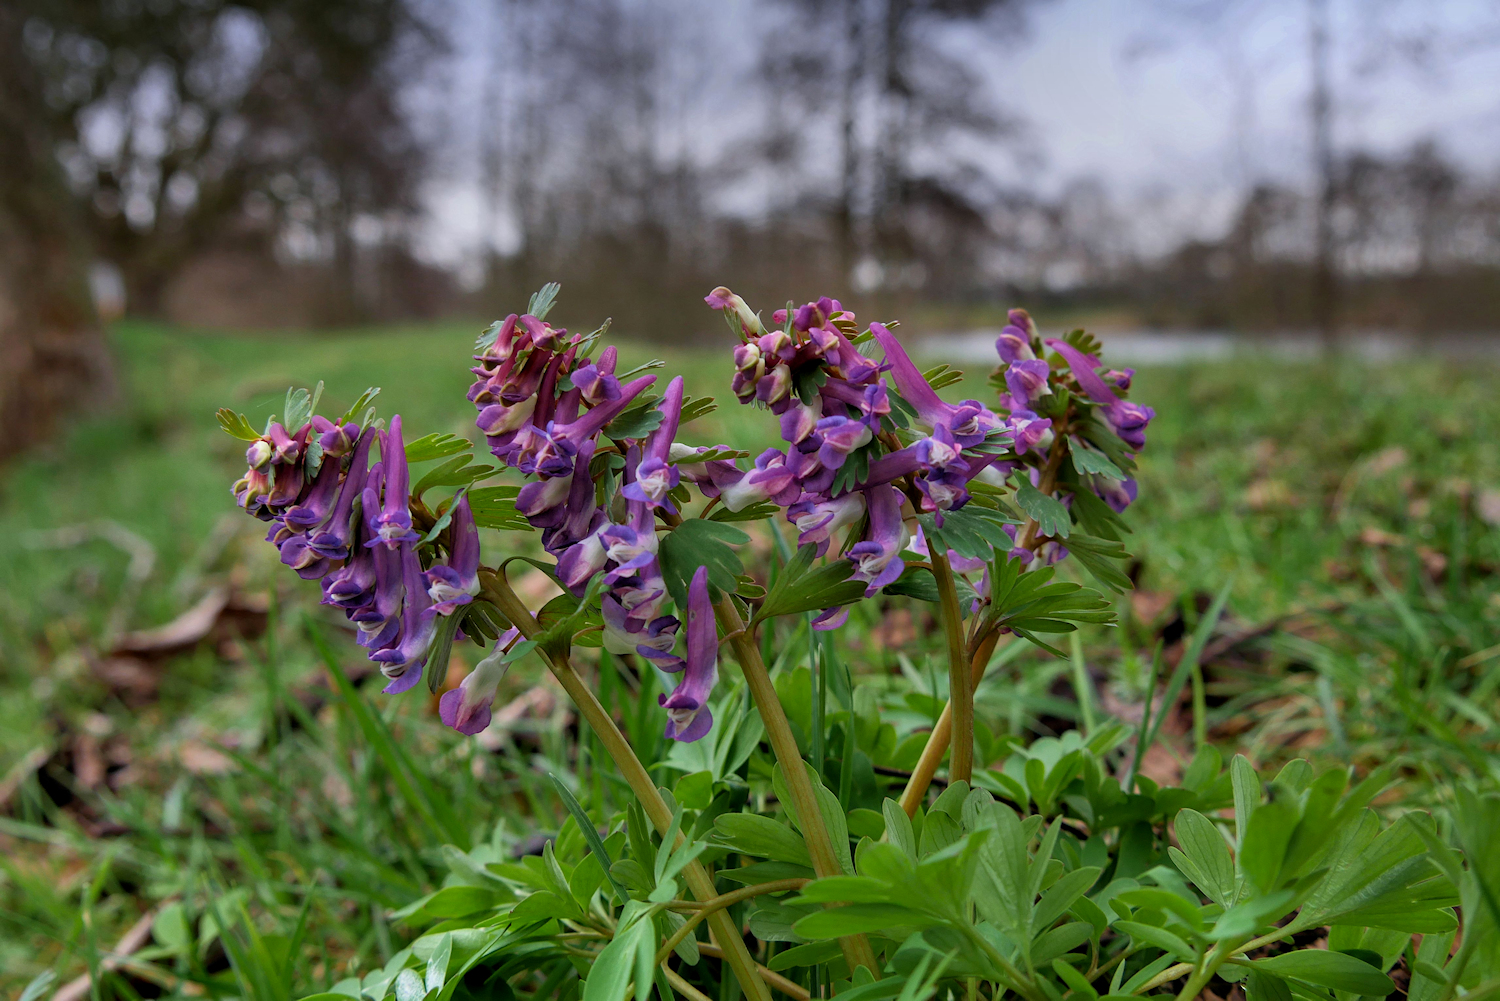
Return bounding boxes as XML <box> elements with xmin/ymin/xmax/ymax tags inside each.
<box><xmin>215</xmin><ymin>286</ymin><xmax>1489</xmax><ymax>1001</ymax></box>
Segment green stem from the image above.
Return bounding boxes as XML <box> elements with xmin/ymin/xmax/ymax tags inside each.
<box><xmin>1068</xmin><ymin>632</ymin><xmax>1096</xmax><ymax>735</ymax></box>
<box><xmin>478</xmin><ymin>571</ymin><xmax>773</xmax><ymax>1001</ymax></box>
<box><xmin>713</xmin><ymin>596</ymin><xmax>882</xmax><ymax>980</ymax></box>
<box><xmin>931</xmin><ymin>549</ymin><xmax>974</xmax><ymax>784</ymax></box>
<box><xmin>1191</xmin><ymin>660</ymin><xmax>1207</xmax><ymax>750</ymax></box>
<box><xmin>655</xmin><ymin>880</ymin><xmax>809</xmax><ymax>967</ymax></box>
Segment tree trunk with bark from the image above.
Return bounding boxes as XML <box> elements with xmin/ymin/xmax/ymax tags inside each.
<box><xmin>0</xmin><ymin>8</ymin><xmax>111</xmax><ymax>463</ymax></box>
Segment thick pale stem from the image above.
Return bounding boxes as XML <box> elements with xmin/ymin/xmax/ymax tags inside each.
<box><xmin>479</xmin><ymin>571</ymin><xmax>772</xmax><ymax>1001</ymax></box>
<box><xmin>931</xmin><ymin>550</ymin><xmax>973</xmax><ymax>784</ymax></box>
<box><xmin>697</xmin><ymin>944</ymin><xmax>811</xmax><ymax>1001</ymax></box>
<box><xmin>898</xmin><ymin>631</ymin><xmax>1001</xmax><ymax>816</ymax></box>
<box><xmin>714</xmin><ymin>596</ymin><xmax>882</xmax><ymax>979</ymax></box>
<box><xmin>656</xmin><ymin>879</ymin><xmax>808</xmax><ymax>967</ymax></box>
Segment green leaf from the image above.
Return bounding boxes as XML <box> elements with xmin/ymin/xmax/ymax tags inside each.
<box><xmin>582</xmin><ymin>902</ymin><xmax>652</xmax><ymax>1001</ymax></box>
<box><xmin>792</xmin><ymin>904</ymin><xmax>933</xmax><ymax>938</ymax></box>
<box><xmin>1172</xmin><ymin>809</ymin><xmax>1235</xmax><ymax>907</ymax></box>
<box><xmin>713</xmin><ymin>814</ymin><xmax>813</xmax><ymax>867</ymax></box>
<box><xmin>709</xmin><ymin>500</ymin><xmax>782</xmax><ymax>523</ymax></box>
<box><xmin>1115</xmin><ymin>920</ymin><xmax>1197</xmax><ymax>961</ymax></box>
<box><xmin>1071</xmin><ymin>442</ymin><xmax>1125</xmax><ymax>480</ymax></box>
<box><xmin>1239</xmin><ymin>799</ymin><xmax>1297</xmax><ymax>893</ymax></box>
<box><xmin>1064</xmin><ymin>534</ymin><xmax>1133</xmax><ymax>593</ymax></box>
<box><xmin>337</xmin><ymin>387</ymin><xmax>381</xmax><ymax>426</ymax></box>
<box><xmin>1250</xmin><ymin>951</ymin><xmax>1395</xmax><ymax>995</ymax></box>
<box><xmin>603</xmin><ymin>397</ymin><xmax>665</xmax><ymax>440</ymax></box>
<box><xmin>283</xmin><ymin>381</ymin><xmax>322</xmax><ymax>432</ymax></box>
<box><xmin>680</xmin><ymin>395</ymin><xmax>717</xmax><ymax>424</ymax></box>
<box><xmin>467</xmin><ymin>485</ymin><xmax>530</xmax><ymax>531</ymax></box>
<box><xmin>753</xmin><ymin>545</ymin><xmax>866</xmax><ymax>623</ymax></box>
<box><xmin>217</xmin><ymin>408</ymin><xmax>262</xmax><ymax>441</ymax></box>
<box><xmin>406</xmin><ymin>433</ymin><xmax>473</xmax><ymax>463</ymax></box>
<box><xmin>527</xmin><ymin>282</ymin><xmax>562</xmax><ymax>320</ymax></box>
<box><xmin>1015</xmin><ymin>479</ymin><xmax>1071</xmax><ymax>539</ymax></box>
<box><xmin>549</xmin><ymin>774</ymin><xmax>630</xmax><ymax>905</ymax></box>
<box><xmin>413</xmin><ymin>454</ymin><xmax>495</xmax><ymax>499</ymax></box>
<box><xmin>18</xmin><ymin>972</ymin><xmax>56</xmax><ymax>1001</ymax></box>
<box><xmin>1031</xmin><ymin>922</ymin><xmax>1094</xmax><ymax>965</ymax></box>
<box><xmin>921</xmin><ymin>363</ymin><xmax>965</xmax><ymax>391</ymax></box>
<box><xmin>659</xmin><ymin>519</ymin><xmax>748</xmax><ymax>606</ymax></box>
<box><xmin>423</xmin><ymin>611</ymin><xmax>464</xmax><ymax>694</ymax></box>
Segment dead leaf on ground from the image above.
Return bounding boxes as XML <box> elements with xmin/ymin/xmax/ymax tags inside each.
<box><xmin>179</xmin><ymin>741</ymin><xmax>234</xmax><ymax>775</ymax></box>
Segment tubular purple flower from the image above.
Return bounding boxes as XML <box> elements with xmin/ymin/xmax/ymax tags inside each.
<box><xmin>282</xmin><ymin>452</ymin><xmax>344</xmax><ymax>529</ymax></box>
<box><xmin>367</xmin><ymin>416</ymin><xmax>420</xmax><ymax>549</ymax></box>
<box><xmin>353</xmin><ymin>525</ymin><xmax>405</xmax><ymax>650</ymax></box>
<box><xmin>557</xmin><ymin>528</ymin><xmax>609</xmax><ymax>591</ymax></box>
<box><xmin>571</xmin><ymin>350</ymin><xmax>621</xmax><ymax>405</ymax></box>
<box><xmin>278</xmin><ymin>534</ymin><xmax>333</xmax><ymax>580</ymax></box>
<box><xmin>517</xmin><ymin>472</ymin><xmax>574</xmax><ymax>523</ymax></box>
<box><xmin>308</xmin><ymin>429</ymin><xmax>374</xmax><ymax>559</ymax></box>
<box><xmin>323</xmin><ymin>536</ymin><xmax>377</xmax><ymax>609</ymax></box>
<box><xmin>1007</xmin><ymin>409</ymin><xmax>1053</xmax><ymax>455</ymax></box>
<box><xmin>233</xmin><ymin>467</ymin><xmax>274</xmax><ymax>518</ymax></box>
<box><xmin>1045</xmin><ymin>339</ymin><xmax>1116</xmax><ymax>404</ymax></box>
<box><xmin>371</xmin><ymin>542</ymin><xmax>436</xmax><ymax>693</ymax></box>
<box><xmin>439</xmin><ymin>627</ymin><xmax>520</xmax><ymax>735</ymax></box>
<box><xmin>622</xmin><ymin>377</ymin><xmax>684</xmax><ymax>511</ymax></box>
<box><xmin>543</xmin><ymin>441</ymin><xmax>601</xmax><ymax>553</ymax></box>
<box><xmin>658</xmin><ymin>566</ymin><xmax>718</xmax><ymax>743</ymax></box>
<box><xmin>266</xmin><ymin>463</ymin><xmax>305</xmax><ymax>509</ymax></box>
<box><xmin>779</xmin><ymin>401</ymin><xmax>819</xmax><ymax>444</ymax></box>
<box><xmin>426</xmin><ymin>496</ymin><xmax>480</xmax><ymax>615</ymax></box>
<box><xmin>317</xmin><ymin>418</ymin><xmax>362</xmax><ymax>458</ymax></box>
<box><xmin>1103</xmin><ymin>399</ymin><xmax>1154</xmax><ymax>450</ymax></box>
<box><xmin>811</xmin><ymin>605</ymin><xmax>850</xmax><ymax>631</ymax></box>
<box><xmin>553</xmin><ymin>374</ymin><xmax>657</xmax><ymax>446</ymax></box>
<box><xmin>632</xmin><ymin>615</ymin><xmax>684</xmax><ymax>670</ymax></box>
<box><xmin>996</xmin><ymin>325</ymin><xmax>1036</xmax><ymax>364</ymax></box>
<box><xmin>1095</xmin><ymin>475</ymin><xmax>1138</xmax><ymax>513</ymax></box>
<box><xmin>704</xmin><ymin>286</ymin><xmax>764</xmax><ymax>335</ymax></box>
<box><xmin>848</xmin><ymin>485</ymin><xmax>910</xmax><ymax>594</ymax></box>
<box><xmin>871</xmin><ymin>323</ymin><xmax>1001</xmax><ymax>445</ymax></box>
<box><xmin>790</xmin><ymin>492</ymin><xmax>866</xmax><ymax>555</ymax></box>
<box><xmin>814</xmin><ymin>415</ymin><xmax>873</xmax><ymax>470</ymax></box>
<box><xmin>1004</xmin><ymin>359</ymin><xmax>1053</xmax><ymax>409</ymax></box>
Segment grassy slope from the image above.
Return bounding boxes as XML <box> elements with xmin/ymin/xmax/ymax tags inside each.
<box><xmin>1</xmin><ymin>318</ymin><xmax>1498</xmax><ymax>990</ymax></box>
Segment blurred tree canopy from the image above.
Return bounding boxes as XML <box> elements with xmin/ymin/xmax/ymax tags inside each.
<box><xmin>15</xmin><ymin>0</ymin><xmax>432</xmax><ymax>317</ymax></box>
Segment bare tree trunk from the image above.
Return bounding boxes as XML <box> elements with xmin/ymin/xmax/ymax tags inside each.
<box><xmin>1308</xmin><ymin>0</ymin><xmax>1339</xmax><ymax>353</ymax></box>
<box><xmin>836</xmin><ymin>0</ymin><xmax>865</xmax><ymax>286</ymax></box>
<box><xmin>0</xmin><ymin>8</ymin><xmax>112</xmax><ymax>464</ymax></box>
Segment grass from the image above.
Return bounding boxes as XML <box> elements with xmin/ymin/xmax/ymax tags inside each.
<box><xmin>1</xmin><ymin>318</ymin><xmax>1499</xmax><ymax>995</ymax></box>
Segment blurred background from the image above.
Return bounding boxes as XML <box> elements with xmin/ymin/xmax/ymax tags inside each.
<box><xmin>9</xmin><ymin>0</ymin><xmax>1500</xmax><ymax>442</ymax></box>
<box><xmin>4</xmin><ymin>0</ymin><xmax>1500</xmax><ymax>991</ymax></box>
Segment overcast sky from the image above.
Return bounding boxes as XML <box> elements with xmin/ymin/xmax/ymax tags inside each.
<box><xmin>418</xmin><ymin>0</ymin><xmax>1500</xmax><ymax>267</ymax></box>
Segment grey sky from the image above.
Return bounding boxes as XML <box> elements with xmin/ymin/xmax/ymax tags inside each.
<box><xmin>418</xmin><ymin>0</ymin><xmax>1500</xmax><ymax>267</ymax></box>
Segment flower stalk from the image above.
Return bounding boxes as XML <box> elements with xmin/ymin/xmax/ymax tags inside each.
<box><xmin>930</xmin><ymin>549</ymin><xmax>974</xmax><ymax>784</ymax></box>
<box><xmin>713</xmin><ymin>596</ymin><xmax>882</xmax><ymax>979</ymax></box>
<box><xmin>479</xmin><ymin>570</ymin><xmax>773</xmax><ymax>1001</ymax></box>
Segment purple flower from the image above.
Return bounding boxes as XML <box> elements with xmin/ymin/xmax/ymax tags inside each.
<box><xmin>557</xmin><ymin>529</ymin><xmax>609</xmax><ymax>591</ymax></box>
<box><xmin>278</xmin><ymin>534</ymin><xmax>333</xmax><ymax>580</ymax></box>
<box><xmin>815</xmin><ymin>415</ymin><xmax>873</xmax><ymax>471</ymax></box>
<box><xmin>1045</xmin><ymin>339</ymin><xmax>1116</xmax><ymax>404</ymax></box>
<box><xmin>789</xmin><ymin>492</ymin><xmax>866</xmax><ymax>555</ymax></box>
<box><xmin>1007</xmin><ymin>409</ymin><xmax>1053</xmax><ymax>455</ymax></box>
<box><xmin>913</xmin><ymin>426</ymin><xmax>972</xmax><ymax>519</ymax></box>
<box><xmin>658</xmin><ymin>566</ymin><xmax>718</xmax><ymax>743</ymax></box>
<box><xmin>848</xmin><ymin>485</ymin><xmax>910</xmax><ymax>594</ymax></box>
<box><xmin>622</xmin><ymin>377</ymin><xmax>685</xmax><ymax>511</ymax></box>
<box><xmin>307</xmin><ymin>429</ymin><xmax>374</xmax><ymax>559</ymax></box>
<box><xmin>1102</xmin><ymin>399</ymin><xmax>1154</xmax><ymax>451</ymax></box>
<box><xmin>316</xmin><ymin>417</ymin><xmax>362</xmax><ymax>458</ymax></box>
<box><xmin>366</xmin><ymin>416</ymin><xmax>420</xmax><ymax>549</ymax></box>
<box><xmin>1004</xmin><ymin>359</ymin><xmax>1053</xmax><ymax>409</ymax></box>
<box><xmin>571</xmin><ymin>346</ymin><xmax>621</xmax><ymax>405</ymax></box>
<box><xmin>352</xmin><ymin>532</ymin><xmax>405</xmax><ymax>651</ymax></box>
<box><xmin>871</xmin><ymin>323</ymin><xmax>1002</xmax><ymax>446</ymax></box>
<box><xmin>705</xmin><ymin>286</ymin><xmax>765</xmax><ymax>336</ymax></box>
<box><xmin>439</xmin><ymin>627</ymin><xmax>520</xmax><ymax>735</ymax></box>
<box><xmin>1095</xmin><ymin>475</ymin><xmax>1138</xmax><ymax>513</ymax></box>
<box><xmin>779</xmin><ymin>401</ymin><xmax>820</xmax><ymax>444</ymax></box>
<box><xmin>425</xmin><ymin>496</ymin><xmax>480</xmax><ymax>615</ymax></box>
<box><xmin>370</xmin><ymin>542</ymin><xmax>436</xmax><ymax>693</ymax></box>
<box><xmin>282</xmin><ymin>452</ymin><xmax>344</xmax><ymax>530</ymax></box>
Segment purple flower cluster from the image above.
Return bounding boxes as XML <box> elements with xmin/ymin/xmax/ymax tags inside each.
<box><xmin>233</xmin><ymin>413</ymin><xmax>480</xmax><ymax>696</ymax></box>
<box><xmin>705</xmin><ymin>288</ymin><xmax>1049</xmax><ymax>626</ymax></box>
<box><xmin>994</xmin><ymin>307</ymin><xmax>1155</xmax><ymax>519</ymax></box>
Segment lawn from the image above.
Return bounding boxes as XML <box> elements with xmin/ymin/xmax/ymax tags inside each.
<box><xmin>2</xmin><ymin>317</ymin><xmax>1498</xmax><ymax>997</ymax></box>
